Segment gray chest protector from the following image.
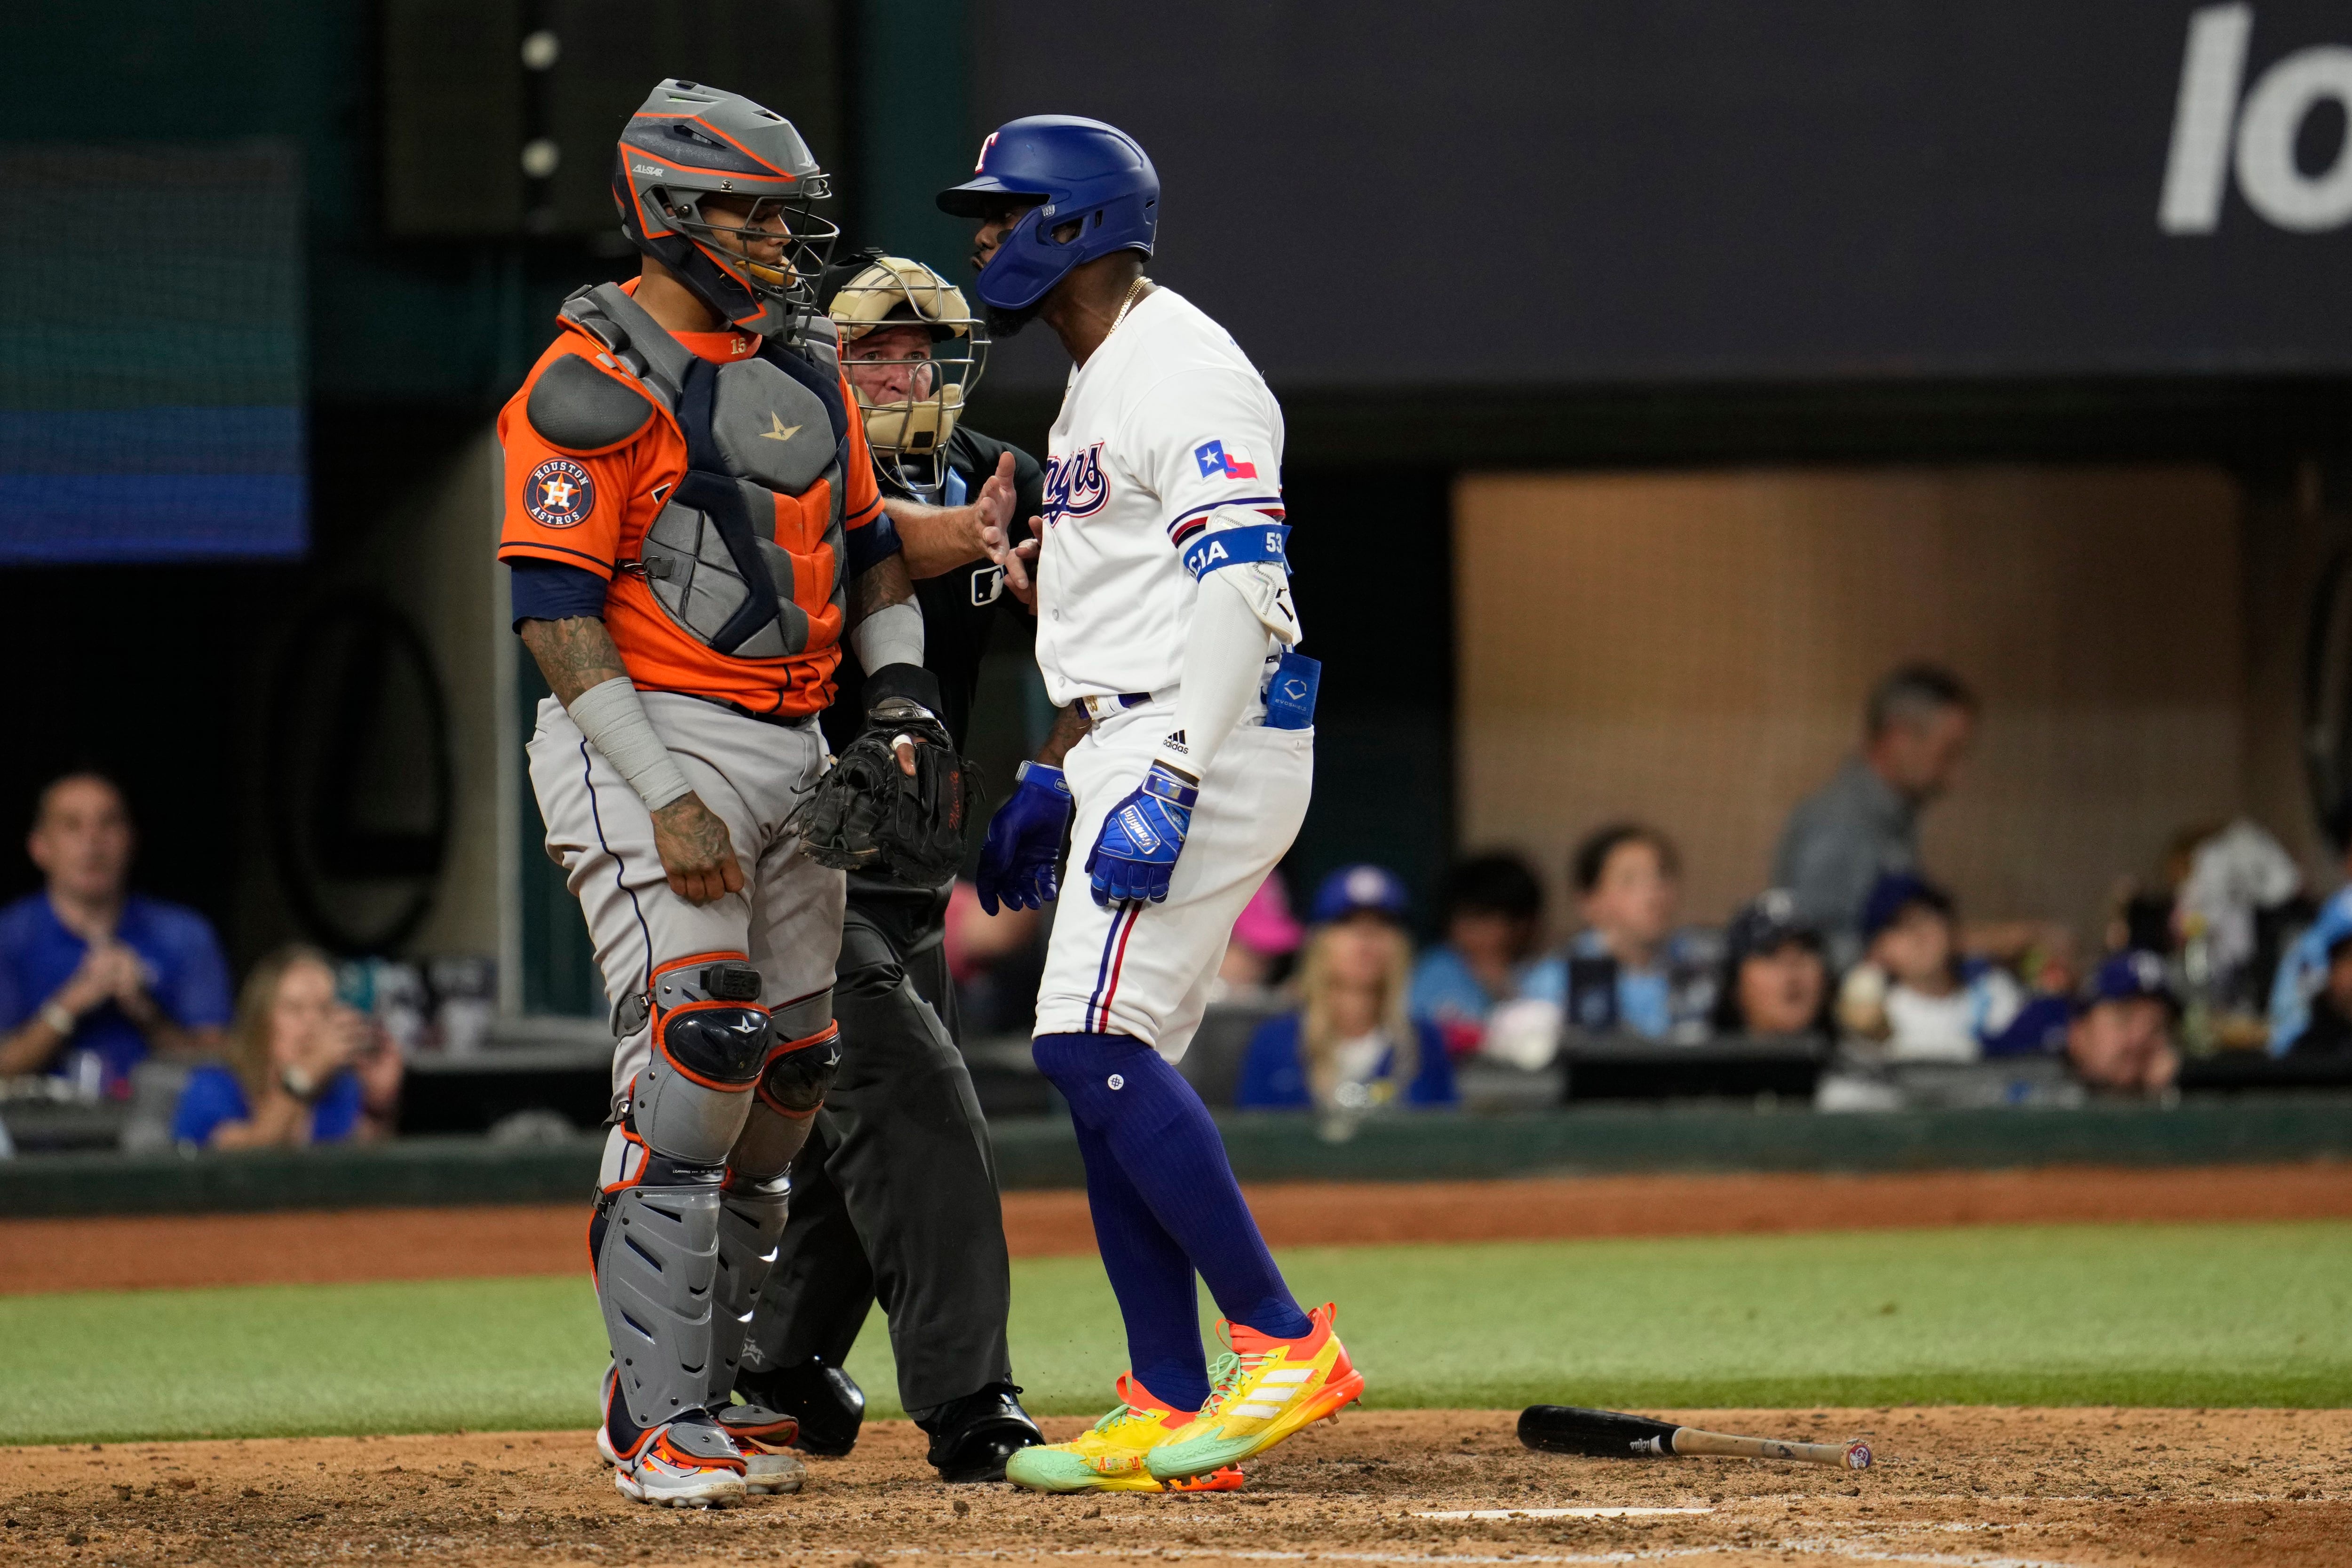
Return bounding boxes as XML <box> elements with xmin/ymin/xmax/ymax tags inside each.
<box><xmin>556</xmin><ymin>284</ymin><xmax>851</xmax><ymax>661</ymax></box>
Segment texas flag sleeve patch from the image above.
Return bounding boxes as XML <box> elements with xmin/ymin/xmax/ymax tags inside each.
<box><xmin>1193</xmin><ymin>439</ymin><xmax>1259</xmax><ymax>480</ymax></box>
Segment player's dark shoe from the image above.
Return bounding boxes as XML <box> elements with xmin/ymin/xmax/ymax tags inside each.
<box><xmin>734</xmin><ymin>1356</ymin><xmax>866</xmax><ymax>1457</ymax></box>
<box><xmin>919</xmin><ymin>1383</ymin><xmax>1045</xmax><ymax>1483</ymax></box>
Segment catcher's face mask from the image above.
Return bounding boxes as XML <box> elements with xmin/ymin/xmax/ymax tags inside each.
<box><xmin>828</xmin><ymin>255</ymin><xmax>989</xmax><ymax>496</ymax></box>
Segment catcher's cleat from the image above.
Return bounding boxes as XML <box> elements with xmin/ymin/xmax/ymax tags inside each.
<box><xmin>715</xmin><ymin>1401</ymin><xmax>808</xmax><ymax>1495</ymax></box>
<box><xmin>1145</xmin><ymin>1303</ymin><xmax>1362</xmax><ymax>1483</ymax></box>
<box><xmin>604</xmin><ymin>1417</ymin><xmax>747</xmax><ymax>1508</ymax></box>
<box><xmin>597</xmin><ymin>1370</ymin><xmax>747</xmax><ymax>1507</ymax></box>
<box><xmin>1003</xmin><ymin>1374</ymin><xmax>1242</xmax><ymax>1494</ymax></box>
<box><xmin>597</xmin><ymin>1371</ymin><xmax>803</xmax><ymax>1497</ymax></box>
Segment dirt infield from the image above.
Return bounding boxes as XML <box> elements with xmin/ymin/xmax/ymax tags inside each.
<box><xmin>7</xmin><ymin>1161</ymin><xmax>2351</xmax><ymax>1296</ymax></box>
<box><xmin>2</xmin><ymin>1406</ymin><xmax>2345</xmax><ymax>1568</ymax></box>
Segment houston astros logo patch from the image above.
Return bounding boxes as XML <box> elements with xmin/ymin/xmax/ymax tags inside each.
<box><xmin>525</xmin><ymin>458</ymin><xmax>594</xmax><ymax>527</ymax></box>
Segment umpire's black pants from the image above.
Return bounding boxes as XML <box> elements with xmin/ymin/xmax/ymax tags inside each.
<box><xmin>749</xmin><ymin>880</ymin><xmax>1015</xmax><ymax>1420</ymax></box>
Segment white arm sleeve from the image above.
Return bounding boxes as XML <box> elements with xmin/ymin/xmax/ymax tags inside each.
<box><xmin>848</xmin><ymin>599</ymin><xmax>925</xmax><ymax>678</ymax></box>
<box><xmin>1153</xmin><ymin>570</ymin><xmax>1272</xmax><ymax>780</ymax></box>
<box><xmin>567</xmin><ymin>676</ymin><xmax>692</xmax><ymax>811</ymax></box>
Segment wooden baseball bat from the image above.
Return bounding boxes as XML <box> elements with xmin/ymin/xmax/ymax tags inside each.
<box><xmin>1518</xmin><ymin>1405</ymin><xmax>1872</xmax><ymax>1470</ymax></box>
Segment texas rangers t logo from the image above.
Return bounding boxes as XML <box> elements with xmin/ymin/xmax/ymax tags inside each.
<box><xmin>524</xmin><ymin>457</ymin><xmax>595</xmax><ymax>528</ymax></box>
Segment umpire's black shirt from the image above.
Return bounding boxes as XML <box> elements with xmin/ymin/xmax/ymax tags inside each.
<box><xmin>824</xmin><ymin>425</ymin><xmax>1041</xmax><ymax>915</ymax></box>
<box><xmin>824</xmin><ymin>423</ymin><xmax>1043</xmax><ymax>755</ymax></box>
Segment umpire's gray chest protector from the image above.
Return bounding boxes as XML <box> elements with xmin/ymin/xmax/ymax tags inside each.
<box><xmin>549</xmin><ymin>283</ymin><xmax>851</xmax><ymax>661</ymax></box>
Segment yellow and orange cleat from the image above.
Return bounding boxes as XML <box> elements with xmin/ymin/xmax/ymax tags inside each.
<box><xmin>1145</xmin><ymin>1303</ymin><xmax>1362</xmax><ymax>1484</ymax></box>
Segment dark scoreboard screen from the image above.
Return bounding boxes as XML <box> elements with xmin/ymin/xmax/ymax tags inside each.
<box><xmin>971</xmin><ymin>0</ymin><xmax>2352</xmax><ymax>393</ymax></box>
<box><xmin>0</xmin><ymin>143</ymin><xmax>307</xmax><ymax>564</ymax></box>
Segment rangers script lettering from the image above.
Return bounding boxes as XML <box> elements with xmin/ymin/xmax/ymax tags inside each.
<box><xmin>1041</xmin><ymin>441</ymin><xmax>1109</xmax><ymax>525</ymax></box>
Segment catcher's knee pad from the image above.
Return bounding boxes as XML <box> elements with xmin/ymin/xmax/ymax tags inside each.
<box><xmin>759</xmin><ymin>1025</ymin><xmax>841</xmax><ymax>1118</ymax></box>
<box><xmin>632</xmin><ymin>954</ymin><xmax>771</xmax><ymax>1165</ymax></box>
<box><xmin>709</xmin><ymin>1171</ymin><xmax>792</xmax><ymax>1408</ymax></box>
<box><xmin>729</xmin><ymin>989</ymin><xmax>839</xmax><ymax>1178</ymax></box>
<box><xmin>591</xmin><ymin>1122</ymin><xmax>728</xmax><ymax>1431</ymax></box>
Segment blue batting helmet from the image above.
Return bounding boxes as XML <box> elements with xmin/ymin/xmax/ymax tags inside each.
<box><xmin>937</xmin><ymin>116</ymin><xmax>1158</xmax><ymax>313</ymax></box>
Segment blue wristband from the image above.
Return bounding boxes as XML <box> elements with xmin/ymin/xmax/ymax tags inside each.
<box><xmin>1015</xmin><ymin>760</ymin><xmax>1070</xmax><ymax>795</ymax></box>
<box><xmin>1141</xmin><ymin>763</ymin><xmax>1199</xmax><ymax>808</ymax></box>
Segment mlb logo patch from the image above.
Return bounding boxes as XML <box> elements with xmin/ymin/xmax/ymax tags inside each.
<box><xmin>1193</xmin><ymin>439</ymin><xmax>1258</xmax><ymax>480</ymax></box>
<box><xmin>524</xmin><ymin>457</ymin><xmax>595</xmax><ymax>528</ymax></box>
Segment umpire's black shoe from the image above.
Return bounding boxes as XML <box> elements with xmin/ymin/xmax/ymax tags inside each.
<box><xmin>918</xmin><ymin>1384</ymin><xmax>1044</xmax><ymax>1483</ymax></box>
<box><xmin>735</xmin><ymin>1357</ymin><xmax>866</xmax><ymax>1457</ymax></box>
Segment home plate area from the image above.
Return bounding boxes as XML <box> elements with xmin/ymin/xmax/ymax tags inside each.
<box><xmin>2</xmin><ymin>1407</ymin><xmax>2345</xmax><ymax>1568</ymax></box>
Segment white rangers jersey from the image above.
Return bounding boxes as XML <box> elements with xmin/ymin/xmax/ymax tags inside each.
<box><xmin>1032</xmin><ymin>287</ymin><xmax>1290</xmax><ymax>707</ymax></box>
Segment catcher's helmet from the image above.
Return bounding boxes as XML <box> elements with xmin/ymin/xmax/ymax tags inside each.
<box><xmin>936</xmin><ymin>116</ymin><xmax>1157</xmax><ymax>313</ymax></box>
<box><xmin>612</xmin><ymin>79</ymin><xmax>840</xmax><ymax>338</ymax></box>
<box><xmin>822</xmin><ymin>251</ymin><xmax>989</xmax><ymax>496</ymax></box>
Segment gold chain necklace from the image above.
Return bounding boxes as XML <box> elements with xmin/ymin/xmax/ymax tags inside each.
<box><xmin>1106</xmin><ymin>274</ymin><xmax>1152</xmax><ymax>337</ymax></box>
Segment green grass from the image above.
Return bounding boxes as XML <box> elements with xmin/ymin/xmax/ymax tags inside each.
<box><xmin>4</xmin><ymin>1222</ymin><xmax>2348</xmax><ymax>1445</ymax></box>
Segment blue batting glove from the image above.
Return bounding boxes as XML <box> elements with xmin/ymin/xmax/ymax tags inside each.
<box><xmin>1085</xmin><ymin>762</ymin><xmax>1199</xmax><ymax>907</ymax></box>
<box><xmin>976</xmin><ymin>761</ymin><xmax>1074</xmax><ymax>914</ymax></box>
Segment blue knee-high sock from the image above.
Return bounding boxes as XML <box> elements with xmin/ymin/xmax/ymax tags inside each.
<box><xmin>1067</xmin><ymin>1113</ymin><xmax>1210</xmax><ymax>1410</ymax></box>
<box><xmin>1035</xmin><ymin>1032</ymin><xmax>1312</xmax><ymax>1351</ymax></box>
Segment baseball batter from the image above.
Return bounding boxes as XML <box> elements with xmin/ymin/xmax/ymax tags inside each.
<box><xmin>498</xmin><ymin>80</ymin><xmax>936</xmax><ymax>1508</ymax></box>
<box><xmin>939</xmin><ymin>117</ymin><xmax>1363</xmax><ymax>1495</ymax></box>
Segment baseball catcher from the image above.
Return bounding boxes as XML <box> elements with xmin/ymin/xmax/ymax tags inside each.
<box><xmin>497</xmin><ymin>80</ymin><xmax>938</xmax><ymax>1508</ymax></box>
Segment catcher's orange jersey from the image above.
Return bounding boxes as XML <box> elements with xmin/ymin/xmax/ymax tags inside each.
<box><xmin>496</xmin><ymin>279</ymin><xmax>885</xmax><ymax>717</ymax></box>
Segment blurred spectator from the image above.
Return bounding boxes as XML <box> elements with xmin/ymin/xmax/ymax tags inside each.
<box><xmin>944</xmin><ymin>880</ymin><xmax>1045</xmax><ymax>1037</ymax></box>
<box><xmin>1237</xmin><ymin>866</ymin><xmax>1454</xmax><ymax>1112</ymax></box>
<box><xmin>1835</xmin><ymin>873</ymin><xmax>2025</xmax><ymax>1061</ymax></box>
<box><xmin>1772</xmin><ymin>663</ymin><xmax>1977</xmax><ymax>966</ymax></box>
<box><xmin>173</xmin><ymin>945</ymin><xmax>402</xmax><ymax>1148</ymax></box>
<box><xmin>0</xmin><ymin>772</ymin><xmax>230</xmax><ymax>1098</ymax></box>
<box><xmin>1408</xmin><ymin>852</ymin><xmax>1546</xmax><ymax>1051</ymax></box>
<box><xmin>2281</xmin><ymin>923</ymin><xmax>2352</xmax><ymax>1056</ymax></box>
<box><xmin>1525</xmin><ymin>824</ymin><xmax>1714</xmax><ymax>1041</ymax></box>
<box><xmin>2266</xmin><ymin>791</ymin><xmax>2352</xmax><ymax>1056</ymax></box>
<box><xmin>2067</xmin><ymin>950</ymin><xmax>2182</xmax><ymax>1092</ymax></box>
<box><xmin>1214</xmin><ymin>873</ymin><xmax>1304</xmax><ymax>1003</ymax></box>
<box><xmin>2175</xmin><ymin>820</ymin><xmax>2301</xmax><ymax>999</ymax></box>
<box><xmin>1709</xmin><ymin>890</ymin><xmax>1832</xmax><ymax>1042</ymax></box>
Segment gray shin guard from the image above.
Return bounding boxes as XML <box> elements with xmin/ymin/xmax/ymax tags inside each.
<box><xmin>599</xmin><ymin>958</ymin><xmax>777</xmax><ymax>1431</ymax></box>
<box><xmin>709</xmin><ymin>1172</ymin><xmax>792</xmax><ymax>1407</ymax></box>
<box><xmin>598</xmin><ymin>1157</ymin><xmax>728</xmax><ymax>1431</ymax></box>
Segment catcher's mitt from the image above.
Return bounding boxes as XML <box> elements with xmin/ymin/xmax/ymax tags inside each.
<box><xmin>797</xmin><ymin>701</ymin><xmax>980</xmax><ymax>886</ymax></box>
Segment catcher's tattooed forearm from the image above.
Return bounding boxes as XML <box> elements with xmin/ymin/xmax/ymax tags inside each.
<box><xmin>1035</xmin><ymin>701</ymin><xmax>1091</xmax><ymax>769</ymax></box>
<box><xmin>519</xmin><ymin>613</ymin><xmax>742</xmax><ymax>903</ymax></box>
<box><xmin>847</xmin><ymin>551</ymin><xmax>917</xmax><ymax>626</ymax></box>
<box><xmin>518</xmin><ymin>615</ymin><xmax>629</xmax><ymax>706</ymax></box>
